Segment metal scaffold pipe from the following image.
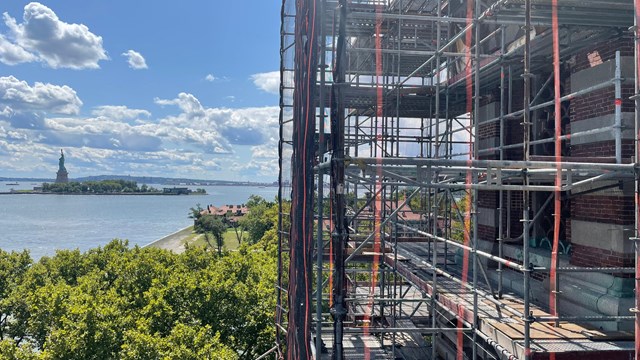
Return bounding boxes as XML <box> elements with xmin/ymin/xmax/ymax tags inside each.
<box><xmin>633</xmin><ymin>1</ymin><xmax>640</xmax><ymax>359</ymax></box>
<box><xmin>396</xmin><ymin>223</ymin><xmax>527</xmax><ymax>272</ymax></box>
<box><xmin>318</xmin><ymin>156</ymin><xmax>636</xmax><ymax>171</ymax></box>
<box><xmin>395</xmin><ymin>0</ymin><xmax>510</xmax><ymax>89</ymax></box>
<box><xmin>522</xmin><ymin>0</ymin><xmax>533</xmax><ymax>358</ymax></box>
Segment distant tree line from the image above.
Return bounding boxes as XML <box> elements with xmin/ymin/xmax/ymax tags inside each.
<box><xmin>41</xmin><ymin>180</ymin><xmax>160</xmax><ymax>194</ymax></box>
<box><xmin>0</xmin><ymin>195</ymin><xmax>284</xmax><ymax>359</ymax></box>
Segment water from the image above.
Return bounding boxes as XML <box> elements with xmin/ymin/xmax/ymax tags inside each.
<box><xmin>0</xmin><ymin>183</ymin><xmax>278</xmax><ymax>259</ymax></box>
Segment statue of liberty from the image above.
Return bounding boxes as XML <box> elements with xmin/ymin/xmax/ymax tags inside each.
<box><xmin>56</xmin><ymin>149</ymin><xmax>69</xmax><ymax>183</ymax></box>
<box><xmin>58</xmin><ymin>149</ymin><xmax>67</xmax><ymax>172</ymax></box>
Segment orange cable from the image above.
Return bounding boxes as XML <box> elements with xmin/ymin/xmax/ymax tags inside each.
<box><xmin>457</xmin><ymin>1</ymin><xmax>475</xmax><ymax>359</ymax></box>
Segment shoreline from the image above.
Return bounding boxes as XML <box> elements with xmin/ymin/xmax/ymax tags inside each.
<box><xmin>143</xmin><ymin>225</ymin><xmax>194</xmax><ymax>253</ymax></box>
<box><xmin>0</xmin><ymin>192</ymin><xmax>205</xmax><ymax>196</ymax></box>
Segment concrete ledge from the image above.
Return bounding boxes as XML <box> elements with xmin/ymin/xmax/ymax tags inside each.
<box><xmin>570</xmin><ymin>56</ymin><xmax>634</xmax><ymax>93</ymax></box>
<box><xmin>570</xmin><ymin>219</ymin><xmax>634</xmax><ymax>254</ymax></box>
<box><xmin>478</xmin><ymin>136</ymin><xmax>499</xmax><ymax>151</ymax></box>
<box><xmin>478</xmin><ymin>102</ymin><xmax>499</xmax><ymax>123</ymax></box>
<box><xmin>570</xmin><ymin>113</ymin><xmax>634</xmax><ymax>145</ymax></box>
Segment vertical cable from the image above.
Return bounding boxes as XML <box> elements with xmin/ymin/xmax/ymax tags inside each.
<box><xmin>431</xmin><ymin>1</ymin><xmax>443</xmax><ymax>356</ymax></box>
<box><xmin>472</xmin><ymin>0</ymin><xmax>481</xmax><ymax>358</ymax></box>
<box><xmin>287</xmin><ymin>0</ymin><xmax>318</xmax><ymax>358</ymax></box>
<box><xmin>458</xmin><ymin>1</ymin><xmax>475</xmax><ymax>359</ymax></box>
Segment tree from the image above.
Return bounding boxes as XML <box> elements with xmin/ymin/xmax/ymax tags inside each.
<box><xmin>231</xmin><ymin>222</ymin><xmax>245</xmax><ymax>245</ymax></box>
<box><xmin>188</xmin><ymin>204</ymin><xmax>204</xmax><ymax>230</ymax></box>
<box><xmin>238</xmin><ymin>195</ymin><xmax>275</xmax><ymax>244</ymax></box>
<box><xmin>199</xmin><ymin>216</ymin><xmax>227</xmax><ymax>254</ymax></box>
<box><xmin>121</xmin><ymin>323</ymin><xmax>237</xmax><ymax>360</ymax></box>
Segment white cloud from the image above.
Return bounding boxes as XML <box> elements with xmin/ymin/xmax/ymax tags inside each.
<box><xmin>0</xmin><ymin>76</ymin><xmax>82</xmax><ymax>115</ymax></box>
<box><xmin>155</xmin><ymin>92</ymin><xmax>205</xmax><ymax>116</ymax></box>
<box><xmin>155</xmin><ymin>93</ymin><xmax>280</xmax><ymax>151</ymax></box>
<box><xmin>91</xmin><ymin>105</ymin><xmax>150</xmax><ymax>121</ymax></box>
<box><xmin>2</xmin><ymin>3</ymin><xmax>108</xmax><ymax>69</ymax></box>
<box><xmin>205</xmin><ymin>74</ymin><xmax>215</xmax><ymax>82</ymax></box>
<box><xmin>0</xmin><ymin>34</ymin><xmax>36</xmax><ymax>65</ymax></box>
<box><xmin>0</xmin><ymin>106</ymin><xmax>13</xmax><ymax>118</ymax></box>
<box><xmin>122</xmin><ymin>50</ymin><xmax>148</xmax><ymax>70</ymax></box>
<box><xmin>251</xmin><ymin>71</ymin><xmax>280</xmax><ymax>94</ymax></box>
<box><xmin>0</xmin><ymin>91</ymin><xmax>280</xmax><ymax>180</ymax></box>
<box><xmin>251</xmin><ymin>144</ymin><xmax>277</xmax><ymax>159</ymax></box>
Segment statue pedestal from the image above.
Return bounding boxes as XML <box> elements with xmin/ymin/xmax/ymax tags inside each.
<box><xmin>56</xmin><ymin>170</ymin><xmax>68</xmax><ymax>183</ymax></box>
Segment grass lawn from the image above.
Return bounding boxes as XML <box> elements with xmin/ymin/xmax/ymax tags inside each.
<box><xmin>179</xmin><ymin>226</ymin><xmax>200</xmax><ymax>243</ymax></box>
<box><xmin>188</xmin><ymin>228</ymin><xmax>245</xmax><ymax>251</ymax></box>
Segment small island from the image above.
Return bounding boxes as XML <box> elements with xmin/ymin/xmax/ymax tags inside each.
<box><xmin>37</xmin><ymin>180</ymin><xmax>206</xmax><ymax>195</ymax></box>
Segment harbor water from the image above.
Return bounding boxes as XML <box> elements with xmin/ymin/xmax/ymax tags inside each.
<box><xmin>0</xmin><ymin>184</ymin><xmax>279</xmax><ymax>259</ymax></box>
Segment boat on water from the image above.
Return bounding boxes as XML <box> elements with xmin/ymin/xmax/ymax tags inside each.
<box><xmin>5</xmin><ymin>183</ymin><xmax>18</xmax><ymax>185</ymax></box>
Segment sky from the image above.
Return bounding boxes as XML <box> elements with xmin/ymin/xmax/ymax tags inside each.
<box><xmin>0</xmin><ymin>1</ymin><xmax>282</xmax><ymax>181</ymax></box>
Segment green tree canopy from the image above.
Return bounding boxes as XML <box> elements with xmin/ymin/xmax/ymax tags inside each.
<box><xmin>0</xmin><ymin>235</ymin><xmax>277</xmax><ymax>359</ymax></box>
<box><xmin>238</xmin><ymin>195</ymin><xmax>277</xmax><ymax>244</ymax></box>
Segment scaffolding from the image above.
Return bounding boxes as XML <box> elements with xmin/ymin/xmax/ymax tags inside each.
<box><xmin>275</xmin><ymin>0</ymin><xmax>640</xmax><ymax>359</ymax></box>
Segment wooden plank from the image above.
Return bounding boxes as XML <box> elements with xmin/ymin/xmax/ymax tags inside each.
<box><xmin>485</xmin><ymin>318</ymin><xmax>588</xmax><ymax>340</ymax></box>
<box><xmin>583</xmin><ymin>330</ymin><xmax>635</xmax><ymax>341</ymax></box>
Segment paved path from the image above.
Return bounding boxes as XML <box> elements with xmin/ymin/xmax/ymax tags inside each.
<box><xmin>144</xmin><ymin>226</ymin><xmax>194</xmax><ymax>253</ymax></box>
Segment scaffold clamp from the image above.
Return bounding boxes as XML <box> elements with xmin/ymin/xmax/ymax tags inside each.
<box><xmin>524</xmin><ymin>311</ymin><xmax>536</xmax><ymax>324</ymax></box>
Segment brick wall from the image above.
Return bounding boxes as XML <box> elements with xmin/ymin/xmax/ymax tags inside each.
<box><xmin>570</xmin><ymin>194</ymin><xmax>634</xmax><ymax>269</ymax></box>
<box><xmin>571</xmin><ymin>140</ymin><xmax>634</xmax><ymax>160</ymax></box>
<box><xmin>569</xmin><ymin>85</ymin><xmax>634</xmax><ymax>123</ymax></box>
<box><xmin>478</xmin><ymin>224</ymin><xmax>496</xmax><ymax>241</ymax></box>
<box><xmin>572</xmin><ymin>35</ymin><xmax>634</xmax><ymax>73</ymax></box>
<box><xmin>478</xmin><ymin>122</ymin><xmax>499</xmax><ymax>140</ymax></box>
<box><xmin>567</xmin><ymin>36</ymin><xmax>636</xmax><ymax>271</ymax></box>
<box><xmin>571</xmin><ymin>243</ymin><xmax>634</xmax><ymax>269</ymax></box>
<box><xmin>478</xmin><ymin>190</ymin><xmax>497</xmax><ymax>209</ymax></box>
<box><xmin>571</xmin><ymin>195</ymin><xmax>634</xmax><ymax>225</ymax></box>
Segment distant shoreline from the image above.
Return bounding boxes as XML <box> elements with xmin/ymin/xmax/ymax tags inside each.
<box><xmin>0</xmin><ymin>191</ymin><xmax>206</xmax><ymax>196</ymax></box>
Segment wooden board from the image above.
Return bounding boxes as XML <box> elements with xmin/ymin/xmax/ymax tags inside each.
<box><xmin>583</xmin><ymin>330</ymin><xmax>635</xmax><ymax>341</ymax></box>
<box><xmin>486</xmin><ymin>318</ymin><xmax>588</xmax><ymax>340</ymax></box>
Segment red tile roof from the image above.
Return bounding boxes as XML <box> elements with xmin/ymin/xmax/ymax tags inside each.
<box><xmin>201</xmin><ymin>204</ymin><xmax>249</xmax><ymax>217</ymax></box>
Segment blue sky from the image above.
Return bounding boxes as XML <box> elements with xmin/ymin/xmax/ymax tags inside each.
<box><xmin>0</xmin><ymin>1</ymin><xmax>281</xmax><ymax>181</ymax></box>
